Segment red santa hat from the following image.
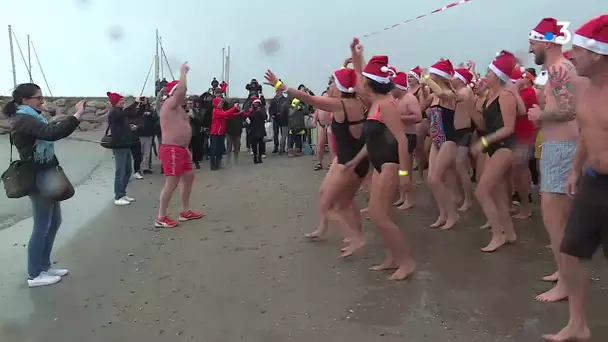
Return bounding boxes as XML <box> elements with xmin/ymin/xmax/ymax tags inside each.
<box><xmin>388</xmin><ymin>66</ymin><xmax>397</xmax><ymax>78</ymax></box>
<box><xmin>251</xmin><ymin>97</ymin><xmax>262</xmax><ymax>105</ymax></box>
<box><xmin>362</xmin><ymin>55</ymin><xmax>392</xmax><ymax>84</ymax></box>
<box><xmin>572</xmin><ymin>15</ymin><xmax>608</xmax><ymax>55</ymax></box>
<box><xmin>429</xmin><ymin>59</ymin><xmax>455</xmax><ymax>79</ymax></box>
<box><xmin>454</xmin><ymin>68</ymin><xmax>474</xmax><ymax>87</ymax></box>
<box><xmin>408</xmin><ymin>66</ymin><xmax>422</xmax><ymax>81</ymax></box>
<box><xmin>510</xmin><ymin>66</ymin><xmax>525</xmax><ymax>82</ymax></box>
<box><xmin>165</xmin><ymin>80</ymin><xmax>179</xmax><ymax>96</ymax></box>
<box><xmin>529</xmin><ymin>18</ymin><xmax>563</xmax><ymax>43</ymax></box>
<box><xmin>333</xmin><ymin>68</ymin><xmax>357</xmax><ymax>93</ymax></box>
<box><xmin>393</xmin><ymin>72</ymin><xmax>408</xmax><ymax>90</ymax></box>
<box><xmin>489</xmin><ymin>50</ymin><xmax>518</xmax><ymax>83</ymax></box>
<box><xmin>106</xmin><ymin>92</ymin><xmax>123</xmax><ymax>106</ymax></box>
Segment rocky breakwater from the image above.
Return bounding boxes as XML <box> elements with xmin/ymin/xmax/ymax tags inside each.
<box><xmin>0</xmin><ymin>97</ymin><xmax>111</xmax><ymax>134</ymax></box>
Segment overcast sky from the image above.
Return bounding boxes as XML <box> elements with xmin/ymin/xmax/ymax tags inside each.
<box><xmin>0</xmin><ymin>0</ymin><xmax>604</xmax><ymax>97</ymax></box>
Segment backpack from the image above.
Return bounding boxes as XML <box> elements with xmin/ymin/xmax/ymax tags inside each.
<box><xmin>288</xmin><ymin>105</ymin><xmax>305</xmax><ymax>132</ymax></box>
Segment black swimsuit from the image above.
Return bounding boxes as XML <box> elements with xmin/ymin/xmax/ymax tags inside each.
<box><xmin>331</xmin><ymin>100</ymin><xmax>369</xmax><ymax>178</ymax></box>
<box><xmin>364</xmin><ymin>99</ymin><xmax>400</xmax><ymax>172</ymax></box>
<box><xmin>482</xmin><ymin>96</ymin><xmax>515</xmax><ymax>156</ymax></box>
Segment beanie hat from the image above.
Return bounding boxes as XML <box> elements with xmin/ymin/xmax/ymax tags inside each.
<box><xmin>106</xmin><ymin>92</ymin><xmax>123</xmax><ymax>106</ymax></box>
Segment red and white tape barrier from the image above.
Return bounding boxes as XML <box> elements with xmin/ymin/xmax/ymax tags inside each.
<box><xmin>362</xmin><ymin>0</ymin><xmax>476</xmax><ymax>38</ymax></box>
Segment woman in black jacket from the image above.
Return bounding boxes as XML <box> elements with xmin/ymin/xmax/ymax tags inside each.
<box><xmin>244</xmin><ymin>97</ymin><xmax>267</xmax><ymax>164</ymax></box>
<box><xmin>3</xmin><ymin>83</ymin><xmax>83</xmax><ymax>287</ymax></box>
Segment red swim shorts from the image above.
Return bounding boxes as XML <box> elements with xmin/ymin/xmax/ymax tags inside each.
<box><xmin>159</xmin><ymin>144</ymin><xmax>192</xmax><ymax>176</ymax></box>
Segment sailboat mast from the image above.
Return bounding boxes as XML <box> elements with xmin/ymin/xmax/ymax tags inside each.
<box><xmin>221</xmin><ymin>48</ymin><xmax>225</xmax><ymax>82</ymax></box>
<box><xmin>27</xmin><ymin>34</ymin><xmax>32</xmax><ymax>82</ymax></box>
<box><xmin>226</xmin><ymin>46</ymin><xmax>231</xmax><ymax>97</ymax></box>
<box><xmin>8</xmin><ymin>25</ymin><xmax>17</xmax><ymax>88</ymax></box>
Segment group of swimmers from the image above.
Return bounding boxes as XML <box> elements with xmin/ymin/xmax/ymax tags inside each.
<box><xmin>265</xmin><ymin>14</ymin><xmax>607</xmax><ymax>341</ymax></box>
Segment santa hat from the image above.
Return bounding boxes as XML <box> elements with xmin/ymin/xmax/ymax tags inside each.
<box><xmin>212</xmin><ymin>97</ymin><xmax>222</xmax><ymax>108</ymax></box>
<box><xmin>362</xmin><ymin>55</ymin><xmax>392</xmax><ymax>84</ymax></box>
<box><xmin>489</xmin><ymin>50</ymin><xmax>518</xmax><ymax>83</ymax></box>
<box><xmin>106</xmin><ymin>92</ymin><xmax>123</xmax><ymax>106</ymax></box>
<box><xmin>454</xmin><ymin>68</ymin><xmax>474</xmax><ymax>87</ymax></box>
<box><xmin>251</xmin><ymin>97</ymin><xmax>262</xmax><ymax>105</ymax></box>
<box><xmin>529</xmin><ymin>17</ymin><xmax>564</xmax><ymax>43</ymax></box>
<box><xmin>388</xmin><ymin>66</ymin><xmax>397</xmax><ymax>78</ymax></box>
<box><xmin>333</xmin><ymin>68</ymin><xmax>357</xmax><ymax>93</ymax></box>
<box><xmin>429</xmin><ymin>59</ymin><xmax>455</xmax><ymax>79</ymax></box>
<box><xmin>510</xmin><ymin>66</ymin><xmax>525</xmax><ymax>83</ymax></box>
<box><xmin>393</xmin><ymin>72</ymin><xmax>408</xmax><ymax>90</ymax></box>
<box><xmin>165</xmin><ymin>80</ymin><xmax>179</xmax><ymax>96</ymax></box>
<box><xmin>408</xmin><ymin>66</ymin><xmax>422</xmax><ymax>81</ymax></box>
<box><xmin>572</xmin><ymin>15</ymin><xmax>608</xmax><ymax>55</ymax></box>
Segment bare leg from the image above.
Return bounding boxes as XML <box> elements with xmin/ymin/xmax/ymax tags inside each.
<box><xmin>542</xmin><ymin>254</ymin><xmax>590</xmax><ymax>341</ymax></box>
<box><xmin>158</xmin><ymin>176</ymin><xmax>180</xmax><ymax>218</ymax></box>
<box><xmin>179</xmin><ymin>172</ymin><xmax>195</xmax><ymax>213</ymax></box>
<box><xmin>456</xmin><ymin>146</ymin><xmax>473</xmax><ymax>211</ymax></box>
<box><xmin>428</xmin><ymin>143</ymin><xmax>459</xmax><ymax>230</ymax></box>
<box><xmin>415</xmin><ymin>120</ymin><xmax>429</xmax><ymax>183</ymax></box>
<box><xmin>512</xmin><ymin>162</ymin><xmax>533</xmax><ymax>219</ymax></box>
<box><xmin>316</xmin><ymin>127</ymin><xmax>326</xmax><ymax>166</ymax></box>
<box><xmin>427</xmin><ymin>145</ymin><xmax>446</xmax><ymax>228</ymax></box>
<box><xmin>536</xmin><ymin>193</ymin><xmax>572</xmax><ymax>303</ymax></box>
<box><xmin>306</xmin><ymin>158</ymin><xmax>336</xmax><ymax>239</ymax></box>
<box><xmin>368</xmin><ymin>166</ymin><xmax>416</xmax><ymax>280</ymax></box>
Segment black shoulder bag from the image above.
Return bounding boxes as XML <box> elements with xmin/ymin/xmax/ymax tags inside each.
<box><xmin>1</xmin><ymin>134</ymin><xmax>36</xmax><ymax>198</ymax></box>
<box><xmin>100</xmin><ymin>124</ymin><xmax>114</xmax><ymax>149</ymax></box>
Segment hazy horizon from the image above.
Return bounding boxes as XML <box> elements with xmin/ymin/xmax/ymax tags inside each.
<box><xmin>0</xmin><ymin>0</ymin><xmax>605</xmax><ymax>98</ymax></box>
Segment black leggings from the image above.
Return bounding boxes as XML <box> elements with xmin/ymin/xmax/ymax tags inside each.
<box><xmin>290</xmin><ymin>132</ymin><xmax>303</xmax><ymax>150</ymax></box>
<box><xmin>130</xmin><ymin>141</ymin><xmax>142</xmax><ymax>173</ymax></box>
<box><xmin>190</xmin><ymin>133</ymin><xmax>204</xmax><ymax>163</ymax></box>
<box><xmin>250</xmin><ymin>137</ymin><xmax>265</xmax><ymax>157</ymax></box>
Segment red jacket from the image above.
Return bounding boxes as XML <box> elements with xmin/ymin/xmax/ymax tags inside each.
<box><xmin>514</xmin><ymin>86</ymin><xmax>538</xmax><ymax>144</ymax></box>
<box><xmin>210</xmin><ymin>106</ymin><xmax>239</xmax><ymax>135</ymax></box>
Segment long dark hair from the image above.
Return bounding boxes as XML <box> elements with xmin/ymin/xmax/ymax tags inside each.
<box><xmin>2</xmin><ymin>83</ymin><xmax>41</xmax><ymax>117</ymax></box>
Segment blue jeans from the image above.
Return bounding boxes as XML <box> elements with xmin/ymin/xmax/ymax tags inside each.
<box><xmin>113</xmin><ymin>148</ymin><xmax>132</xmax><ymax>200</ymax></box>
<box><xmin>28</xmin><ymin>195</ymin><xmax>62</xmax><ymax>278</ymax></box>
<box><xmin>209</xmin><ymin>135</ymin><xmax>226</xmax><ymax>157</ymax></box>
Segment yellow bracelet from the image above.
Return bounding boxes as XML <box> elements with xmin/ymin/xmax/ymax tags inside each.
<box><xmin>480</xmin><ymin>136</ymin><xmax>489</xmax><ymax>149</ymax></box>
<box><xmin>422</xmin><ymin>74</ymin><xmax>430</xmax><ymax>80</ymax></box>
<box><xmin>398</xmin><ymin>170</ymin><xmax>409</xmax><ymax>177</ymax></box>
<box><xmin>273</xmin><ymin>80</ymin><xmax>283</xmax><ymax>90</ymax></box>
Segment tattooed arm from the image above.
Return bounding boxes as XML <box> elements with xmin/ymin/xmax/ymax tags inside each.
<box><xmin>540</xmin><ymin>63</ymin><xmax>577</xmax><ymax>122</ymax></box>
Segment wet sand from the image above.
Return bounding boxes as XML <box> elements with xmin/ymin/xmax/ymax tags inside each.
<box><xmin>0</xmin><ymin>153</ymin><xmax>607</xmax><ymax>341</ymax></box>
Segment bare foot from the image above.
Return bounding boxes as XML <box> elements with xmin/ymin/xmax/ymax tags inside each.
<box><xmin>479</xmin><ymin>221</ymin><xmax>491</xmax><ymax>230</ymax></box>
<box><xmin>396</xmin><ymin>201</ymin><xmax>414</xmax><ymax>211</ymax></box>
<box><xmin>510</xmin><ymin>205</ymin><xmax>518</xmax><ymax>214</ymax></box>
<box><xmin>457</xmin><ymin>200</ymin><xmax>472</xmax><ymax>212</ymax></box>
<box><xmin>542</xmin><ymin>271</ymin><xmax>559</xmax><ymax>283</ymax></box>
<box><xmin>512</xmin><ymin>211</ymin><xmax>532</xmax><ymax>219</ymax></box>
<box><xmin>505</xmin><ymin>232</ymin><xmax>517</xmax><ymax>244</ymax></box>
<box><xmin>536</xmin><ymin>283</ymin><xmax>568</xmax><ymax>303</ymax></box>
<box><xmin>304</xmin><ymin>229</ymin><xmax>326</xmax><ymax>240</ymax></box>
<box><xmin>392</xmin><ymin>198</ymin><xmax>404</xmax><ymax>206</ymax></box>
<box><xmin>342</xmin><ymin>237</ymin><xmax>352</xmax><ymax>245</ymax></box>
<box><xmin>338</xmin><ymin>238</ymin><xmax>365</xmax><ymax>259</ymax></box>
<box><xmin>430</xmin><ymin>217</ymin><xmax>446</xmax><ymax>228</ymax></box>
<box><xmin>440</xmin><ymin>214</ymin><xmax>460</xmax><ymax>231</ymax></box>
<box><xmin>370</xmin><ymin>261</ymin><xmax>397</xmax><ymax>271</ymax></box>
<box><xmin>388</xmin><ymin>261</ymin><xmax>416</xmax><ymax>281</ymax></box>
<box><xmin>481</xmin><ymin>235</ymin><xmax>507</xmax><ymax>252</ymax></box>
<box><xmin>542</xmin><ymin>323</ymin><xmax>590</xmax><ymax>341</ymax></box>
<box><xmin>360</xmin><ymin>207</ymin><xmax>370</xmax><ymax>220</ymax></box>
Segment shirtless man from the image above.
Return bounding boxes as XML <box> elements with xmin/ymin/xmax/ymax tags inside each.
<box><xmin>451</xmin><ymin>67</ymin><xmax>478</xmax><ymax>211</ymax></box>
<box><xmin>392</xmin><ymin>71</ymin><xmax>423</xmax><ymax>210</ymax></box>
<box><xmin>527</xmin><ymin>18</ymin><xmax>581</xmax><ymax>303</ymax></box>
<box><xmin>543</xmin><ymin>15</ymin><xmax>607</xmax><ymax>342</ymax></box>
<box><xmin>312</xmin><ymin>91</ymin><xmax>333</xmax><ymax>170</ymax></box>
<box><xmin>155</xmin><ymin>63</ymin><xmax>204</xmax><ymax>228</ymax></box>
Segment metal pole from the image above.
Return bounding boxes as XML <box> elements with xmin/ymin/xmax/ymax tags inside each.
<box><xmin>221</xmin><ymin>48</ymin><xmax>225</xmax><ymax>82</ymax></box>
<box><xmin>27</xmin><ymin>34</ymin><xmax>32</xmax><ymax>82</ymax></box>
<box><xmin>159</xmin><ymin>36</ymin><xmax>164</xmax><ymax>79</ymax></box>
<box><xmin>226</xmin><ymin>46</ymin><xmax>231</xmax><ymax>97</ymax></box>
<box><xmin>8</xmin><ymin>25</ymin><xmax>17</xmax><ymax>88</ymax></box>
<box><xmin>154</xmin><ymin>29</ymin><xmax>160</xmax><ymax>83</ymax></box>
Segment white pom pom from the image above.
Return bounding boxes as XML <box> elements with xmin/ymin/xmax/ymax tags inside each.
<box><xmin>587</xmin><ymin>39</ymin><xmax>596</xmax><ymax>47</ymax></box>
<box><xmin>347</xmin><ymin>87</ymin><xmax>354</xmax><ymax>92</ymax></box>
<box><xmin>496</xmin><ymin>51</ymin><xmax>501</xmax><ymax>56</ymax></box>
<box><xmin>520</xmin><ymin>66</ymin><xmax>525</xmax><ymax>73</ymax></box>
<box><xmin>380</xmin><ymin>66</ymin><xmax>389</xmax><ymax>73</ymax></box>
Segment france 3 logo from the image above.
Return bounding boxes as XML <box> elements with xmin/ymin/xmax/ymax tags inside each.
<box><xmin>544</xmin><ymin>21</ymin><xmax>572</xmax><ymax>45</ymax></box>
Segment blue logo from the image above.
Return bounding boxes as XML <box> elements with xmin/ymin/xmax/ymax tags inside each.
<box><xmin>544</xmin><ymin>32</ymin><xmax>555</xmax><ymax>41</ymax></box>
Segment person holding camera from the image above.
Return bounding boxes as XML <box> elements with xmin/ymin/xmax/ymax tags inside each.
<box><xmin>3</xmin><ymin>83</ymin><xmax>84</xmax><ymax>287</ymax></box>
<box><xmin>132</xmin><ymin>96</ymin><xmax>158</xmax><ymax>174</ymax></box>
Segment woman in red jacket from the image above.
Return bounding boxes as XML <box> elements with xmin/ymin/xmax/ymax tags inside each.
<box><xmin>209</xmin><ymin>97</ymin><xmax>239</xmax><ymax>170</ymax></box>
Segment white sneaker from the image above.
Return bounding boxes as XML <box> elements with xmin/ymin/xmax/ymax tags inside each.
<box><xmin>262</xmin><ymin>154</ymin><xmax>267</xmax><ymax>158</ymax></box>
<box><xmin>123</xmin><ymin>195</ymin><xmax>135</xmax><ymax>202</ymax></box>
<box><xmin>133</xmin><ymin>172</ymin><xmax>143</xmax><ymax>180</ymax></box>
<box><xmin>249</xmin><ymin>151</ymin><xmax>254</xmax><ymax>156</ymax></box>
<box><xmin>114</xmin><ymin>198</ymin><xmax>131</xmax><ymax>206</ymax></box>
<box><xmin>46</xmin><ymin>267</ymin><xmax>69</xmax><ymax>277</ymax></box>
<box><xmin>28</xmin><ymin>271</ymin><xmax>61</xmax><ymax>288</ymax></box>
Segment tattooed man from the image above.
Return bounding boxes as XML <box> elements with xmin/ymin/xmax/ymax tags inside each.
<box><xmin>527</xmin><ymin>18</ymin><xmax>583</xmax><ymax>303</ymax></box>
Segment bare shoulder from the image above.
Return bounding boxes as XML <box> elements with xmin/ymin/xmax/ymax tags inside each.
<box><xmin>547</xmin><ymin>59</ymin><xmax>577</xmax><ymax>88</ymax></box>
